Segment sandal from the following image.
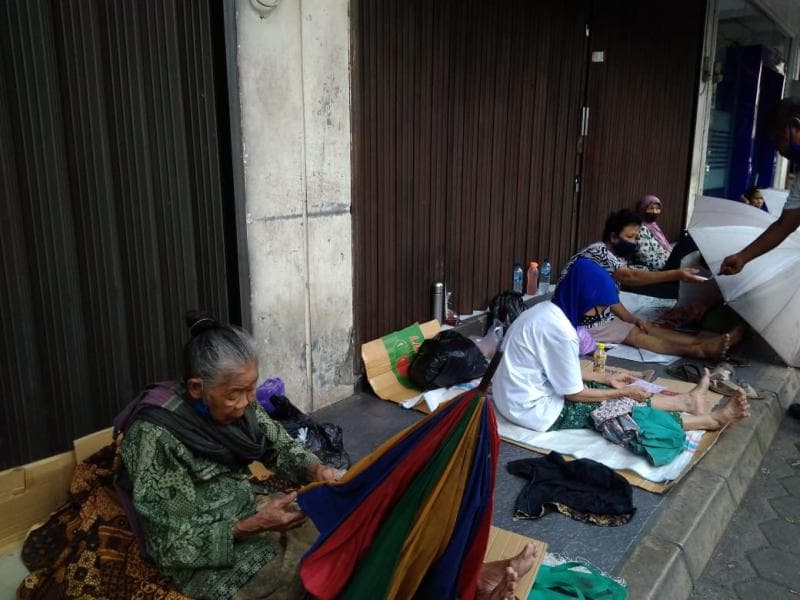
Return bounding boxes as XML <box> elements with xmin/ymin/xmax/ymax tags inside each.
<box><xmin>665</xmin><ymin>362</ymin><xmax>703</xmax><ymax>383</ymax></box>
<box><xmin>737</xmin><ymin>380</ymin><xmax>765</xmax><ymax>400</ymax></box>
<box><xmin>708</xmin><ymin>362</ymin><xmax>740</xmax><ymax>396</ymax></box>
<box><xmin>709</xmin><ymin>379</ymin><xmax>742</xmax><ymax>396</ymax></box>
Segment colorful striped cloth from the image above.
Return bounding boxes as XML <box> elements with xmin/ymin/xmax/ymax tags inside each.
<box><xmin>297</xmin><ymin>389</ymin><xmax>499</xmax><ymax>599</ymax></box>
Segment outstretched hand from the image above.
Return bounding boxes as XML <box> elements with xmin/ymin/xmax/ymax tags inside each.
<box><xmin>309</xmin><ymin>462</ymin><xmax>345</xmax><ymax>483</ymax></box>
<box><xmin>607</xmin><ymin>373</ymin><xmax>635</xmax><ymax>389</ymax></box>
<box><xmin>620</xmin><ymin>385</ymin><xmax>650</xmax><ymax>401</ymax></box>
<box><xmin>678</xmin><ymin>267</ymin><xmax>706</xmax><ymax>283</ymax></box>
<box><xmin>719</xmin><ymin>253</ymin><xmax>746</xmax><ymax>276</ymax></box>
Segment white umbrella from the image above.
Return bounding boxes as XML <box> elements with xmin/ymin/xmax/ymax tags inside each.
<box><xmin>688</xmin><ymin>195</ymin><xmax>800</xmax><ymax>367</ymax></box>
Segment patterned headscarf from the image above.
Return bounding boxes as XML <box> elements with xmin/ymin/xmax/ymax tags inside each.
<box><xmin>637</xmin><ymin>195</ymin><xmax>672</xmax><ymax>252</ymax></box>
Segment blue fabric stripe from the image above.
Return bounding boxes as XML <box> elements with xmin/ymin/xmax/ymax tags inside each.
<box><xmin>414</xmin><ymin>399</ymin><xmax>494</xmax><ymax>598</ymax></box>
<box><xmin>297</xmin><ymin>394</ymin><xmax>465</xmax><ymax>557</ymax></box>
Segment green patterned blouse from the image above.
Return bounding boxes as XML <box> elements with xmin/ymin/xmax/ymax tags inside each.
<box><xmin>120</xmin><ymin>400</ymin><xmax>318</xmax><ymax>600</ymax></box>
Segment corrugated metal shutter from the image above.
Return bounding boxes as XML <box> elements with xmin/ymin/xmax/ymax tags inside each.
<box><xmin>352</xmin><ymin>0</ymin><xmax>590</xmax><ymax>344</ymax></box>
<box><xmin>577</xmin><ymin>0</ymin><xmax>706</xmax><ymax>245</ymax></box>
<box><xmin>0</xmin><ymin>0</ymin><xmax>238</xmax><ymax>468</ymax></box>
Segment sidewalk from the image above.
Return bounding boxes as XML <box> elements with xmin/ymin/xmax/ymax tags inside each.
<box><xmin>316</xmin><ymin>331</ymin><xmax>800</xmax><ymax>599</ymax></box>
<box><xmin>1</xmin><ymin>330</ymin><xmax>797</xmax><ymax>599</ymax></box>
<box><xmin>690</xmin><ymin>411</ymin><xmax>800</xmax><ymax>599</ymax></box>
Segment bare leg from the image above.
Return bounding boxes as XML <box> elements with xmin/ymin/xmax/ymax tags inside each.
<box><xmin>681</xmin><ymin>390</ymin><xmax>749</xmax><ymax>431</ymax></box>
<box><xmin>650</xmin><ymin>368</ymin><xmax>719</xmax><ymax>415</ymax></box>
<box><xmin>624</xmin><ymin>326</ymin><xmax>744</xmax><ymax>360</ymax></box>
<box><xmin>643</xmin><ymin>325</ymin><xmax>707</xmax><ymax>344</ymax></box>
<box><xmin>685</xmin><ymin>368</ymin><xmax>718</xmax><ymax>414</ymax></box>
<box><xmin>625</xmin><ymin>327</ymin><xmax>709</xmax><ymax>358</ymax></box>
<box><xmin>477</xmin><ymin>543</ymin><xmax>538</xmax><ymax>600</ymax></box>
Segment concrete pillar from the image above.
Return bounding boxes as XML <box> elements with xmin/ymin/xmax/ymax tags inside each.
<box><xmin>236</xmin><ymin>0</ymin><xmax>354</xmax><ymax>412</ymax></box>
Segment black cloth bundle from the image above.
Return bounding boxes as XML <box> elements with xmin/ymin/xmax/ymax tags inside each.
<box><xmin>507</xmin><ymin>452</ymin><xmax>636</xmax><ymax>526</ymax></box>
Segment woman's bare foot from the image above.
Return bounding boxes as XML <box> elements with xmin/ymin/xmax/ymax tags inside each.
<box><xmin>698</xmin><ymin>325</ymin><xmax>746</xmax><ymax>360</ymax></box>
<box><xmin>477</xmin><ymin>543</ymin><xmax>538</xmax><ymax>600</ymax></box>
<box><xmin>709</xmin><ymin>390</ymin><xmax>750</xmax><ymax>429</ymax></box>
<box><xmin>699</xmin><ymin>333</ymin><xmax>730</xmax><ymax>360</ymax></box>
<box><xmin>485</xmin><ymin>567</ymin><xmax>519</xmax><ymax>600</ymax></box>
<box><xmin>726</xmin><ymin>325</ymin><xmax>746</xmax><ymax>349</ymax></box>
<box><xmin>686</xmin><ymin>368</ymin><xmax>717</xmax><ymax>414</ymax></box>
<box><xmin>681</xmin><ymin>389</ymin><xmax>749</xmax><ymax>431</ymax></box>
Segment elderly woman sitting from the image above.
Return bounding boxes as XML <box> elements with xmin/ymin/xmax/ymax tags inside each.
<box><xmin>114</xmin><ymin>312</ymin><xmax>342</xmax><ymax>599</ymax></box>
<box><xmin>115</xmin><ymin>312</ymin><xmax>535</xmax><ymax>600</ymax></box>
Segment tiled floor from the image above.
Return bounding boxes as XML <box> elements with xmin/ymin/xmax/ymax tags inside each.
<box><xmin>0</xmin><ymin>548</ymin><xmax>27</xmax><ymax>600</ymax></box>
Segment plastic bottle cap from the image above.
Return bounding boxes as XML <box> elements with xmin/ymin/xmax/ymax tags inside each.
<box><xmin>529</xmin><ymin>262</ymin><xmax>538</xmax><ymax>268</ymax></box>
<box><xmin>597</xmin><ymin>343</ymin><xmax>605</xmax><ymax>350</ymax></box>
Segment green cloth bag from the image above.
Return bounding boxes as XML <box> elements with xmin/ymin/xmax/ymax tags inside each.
<box><xmin>530</xmin><ymin>562</ymin><xmax>627</xmax><ymax>599</ymax></box>
<box><xmin>628</xmin><ymin>406</ymin><xmax>684</xmax><ymax>466</ymax></box>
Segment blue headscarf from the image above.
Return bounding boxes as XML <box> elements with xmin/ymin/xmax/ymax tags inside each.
<box><xmin>552</xmin><ymin>258</ymin><xmax>619</xmax><ymax>328</ymax></box>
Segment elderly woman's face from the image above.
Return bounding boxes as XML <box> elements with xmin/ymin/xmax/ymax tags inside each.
<box><xmin>189</xmin><ymin>361</ymin><xmax>258</xmax><ymax>425</ymax></box>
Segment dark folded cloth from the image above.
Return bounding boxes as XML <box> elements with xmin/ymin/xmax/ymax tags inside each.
<box><xmin>507</xmin><ymin>452</ymin><xmax>636</xmax><ymax>526</ymax></box>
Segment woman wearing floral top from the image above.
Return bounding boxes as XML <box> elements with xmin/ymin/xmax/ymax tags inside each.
<box><xmin>633</xmin><ymin>195</ymin><xmax>673</xmax><ymax>271</ymax></box>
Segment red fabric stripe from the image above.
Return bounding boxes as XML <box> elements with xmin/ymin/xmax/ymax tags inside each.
<box><xmin>299</xmin><ymin>390</ymin><xmax>477</xmax><ymax>599</ymax></box>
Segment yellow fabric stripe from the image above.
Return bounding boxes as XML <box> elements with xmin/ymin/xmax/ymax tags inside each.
<box><xmin>385</xmin><ymin>397</ymin><xmax>484</xmax><ymax>599</ymax></box>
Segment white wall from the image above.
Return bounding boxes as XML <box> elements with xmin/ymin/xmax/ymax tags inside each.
<box><xmin>236</xmin><ymin>0</ymin><xmax>354</xmax><ymax>412</ymax></box>
<box><xmin>687</xmin><ymin>0</ymin><xmax>720</xmax><ymax>223</ymax></box>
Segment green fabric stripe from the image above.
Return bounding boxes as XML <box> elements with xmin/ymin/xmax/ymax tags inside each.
<box><xmin>341</xmin><ymin>395</ymin><xmax>479</xmax><ymax>599</ymax></box>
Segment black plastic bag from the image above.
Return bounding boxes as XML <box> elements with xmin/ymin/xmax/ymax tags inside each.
<box><xmin>488</xmin><ymin>290</ymin><xmax>526</xmax><ymax>333</ymax></box>
<box><xmin>408</xmin><ymin>330</ymin><xmax>488</xmax><ymax>390</ymax></box>
<box><xmin>268</xmin><ymin>395</ymin><xmax>351</xmax><ymax>470</ymax></box>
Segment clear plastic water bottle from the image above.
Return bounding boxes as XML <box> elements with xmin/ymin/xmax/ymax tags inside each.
<box><xmin>512</xmin><ymin>262</ymin><xmax>524</xmax><ymax>293</ymax></box>
<box><xmin>539</xmin><ymin>258</ymin><xmax>552</xmax><ymax>294</ymax></box>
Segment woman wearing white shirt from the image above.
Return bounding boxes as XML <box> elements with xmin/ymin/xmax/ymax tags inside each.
<box><xmin>492</xmin><ymin>259</ymin><xmax>749</xmax><ymax>433</ymax></box>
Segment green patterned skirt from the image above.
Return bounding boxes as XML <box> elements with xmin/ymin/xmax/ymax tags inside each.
<box><xmin>548</xmin><ymin>382</ymin><xmax>681</xmax><ymax>431</ymax></box>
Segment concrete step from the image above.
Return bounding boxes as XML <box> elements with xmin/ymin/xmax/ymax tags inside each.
<box><xmin>619</xmin><ymin>362</ymin><xmax>800</xmax><ymax>599</ymax></box>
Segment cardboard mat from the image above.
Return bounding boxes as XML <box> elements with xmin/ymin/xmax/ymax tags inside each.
<box><xmin>498</xmin><ymin>377</ymin><xmax>725</xmax><ymax>494</ymax></box>
<box><xmin>484</xmin><ymin>526</ymin><xmax>547</xmax><ymax>599</ymax></box>
<box><xmin>361</xmin><ymin>320</ymin><xmax>440</xmax><ymax>403</ymax></box>
<box><xmin>579</xmin><ymin>360</ymin><xmax>655</xmax><ymax>382</ymax></box>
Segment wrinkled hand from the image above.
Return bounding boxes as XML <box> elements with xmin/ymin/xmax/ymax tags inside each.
<box><xmin>607</xmin><ymin>373</ymin><xmax>635</xmax><ymax>389</ymax></box>
<box><xmin>234</xmin><ymin>492</ymin><xmax>306</xmax><ymax>537</ymax></box>
<box><xmin>634</xmin><ymin>319</ymin><xmax>651</xmax><ymax>334</ymax></box>
<box><xmin>309</xmin><ymin>462</ymin><xmax>345</xmax><ymax>483</ymax></box>
<box><xmin>678</xmin><ymin>267</ymin><xmax>705</xmax><ymax>283</ymax></box>
<box><xmin>719</xmin><ymin>253</ymin><xmax>746</xmax><ymax>276</ymax></box>
<box><xmin>620</xmin><ymin>385</ymin><xmax>650</xmax><ymax>401</ymax></box>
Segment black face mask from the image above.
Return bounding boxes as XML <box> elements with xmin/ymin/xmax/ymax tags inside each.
<box><xmin>642</xmin><ymin>213</ymin><xmax>658</xmax><ymax>223</ymax></box>
<box><xmin>612</xmin><ymin>239</ymin><xmax>638</xmax><ymax>259</ymax></box>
